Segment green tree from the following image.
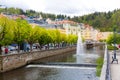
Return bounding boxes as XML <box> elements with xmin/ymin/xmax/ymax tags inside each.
<box><xmin>47</xmin><ymin>29</ymin><xmax>57</xmax><ymax>48</ymax></box>
<box><xmin>61</xmin><ymin>33</ymin><xmax>67</xmax><ymax>47</ymax></box>
<box><xmin>106</xmin><ymin>33</ymin><xmax>120</xmax><ymax>44</ymax></box>
<box><xmin>45</xmin><ymin>30</ymin><xmax>53</xmax><ymax>49</ymax></box>
<box><xmin>38</xmin><ymin>28</ymin><xmax>48</xmax><ymax>49</ymax></box>
<box><xmin>55</xmin><ymin>30</ymin><xmax>61</xmax><ymax>47</ymax></box>
<box><xmin>0</xmin><ymin>15</ymin><xmax>14</xmax><ymax>54</ymax></box>
<box><xmin>27</xmin><ymin>26</ymin><xmax>41</xmax><ymax>51</ymax></box>
<box><xmin>67</xmin><ymin>34</ymin><xmax>78</xmax><ymax>46</ymax></box>
<box><xmin>14</xmin><ymin>19</ymin><xmax>30</xmax><ymax>52</ymax></box>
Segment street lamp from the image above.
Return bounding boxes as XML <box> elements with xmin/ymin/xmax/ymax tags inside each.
<box><xmin>111</xmin><ymin>27</ymin><xmax>118</xmax><ymax>64</ymax></box>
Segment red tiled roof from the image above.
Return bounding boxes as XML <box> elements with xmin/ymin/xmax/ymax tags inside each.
<box><xmin>52</xmin><ymin>20</ymin><xmax>77</xmax><ymax>25</ymax></box>
<box><xmin>84</xmin><ymin>24</ymin><xmax>93</xmax><ymax>30</ymax></box>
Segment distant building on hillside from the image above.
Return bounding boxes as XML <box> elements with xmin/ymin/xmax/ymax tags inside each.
<box><xmin>81</xmin><ymin>24</ymin><xmax>103</xmax><ymax>41</ymax></box>
<box><xmin>50</xmin><ymin>20</ymin><xmax>81</xmax><ymax>35</ymax></box>
<box><xmin>51</xmin><ymin>20</ymin><xmax>101</xmax><ymax>41</ymax></box>
<box><xmin>99</xmin><ymin>32</ymin><xmax>112</xmax><ymax>40</ymax></box>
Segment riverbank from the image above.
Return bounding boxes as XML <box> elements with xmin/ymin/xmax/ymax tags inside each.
<box><xmin>0</xmin><ymin>46</ymin><xmax>76</xmax><ymax>73</ymax></box>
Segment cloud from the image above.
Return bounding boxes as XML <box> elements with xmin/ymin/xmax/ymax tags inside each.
<box><xmin>1</xmin><ymin>0</ymin><xmax>120</xmax><ymax>16</ymax></box>
<box><xmin>0</xmin><ymin>0</ymin><xmax>45</xmax><ymax>10</ymax></box>
<box><xmin>0</xmin><ymin>0</ymin><xmax>29</xmax><ymax>9</ymax></box>
<box><xmin>43</xmin><ymin>0</ymin><xmax>97</xmax><ymax>16</ymax></box>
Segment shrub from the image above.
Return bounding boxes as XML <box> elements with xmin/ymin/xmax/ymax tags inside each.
<box><xmin>96</xmin><ymin>57</ymin><xmax>104</xmax><ymax>76</ymax></box>
<box><xmin>107</xmin><ymin>45</ymin><xmax>118</xmax><ymax>50</ymax></box>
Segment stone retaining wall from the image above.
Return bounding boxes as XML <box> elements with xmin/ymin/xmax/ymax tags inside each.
<box><xmin>0</xmin><ymin>47</ymin><xmax>76</xmax><ymax>72</ymax></box>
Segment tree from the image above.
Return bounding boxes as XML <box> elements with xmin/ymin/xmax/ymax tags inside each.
<box><xmin>106</xmin><ymin>33</ymin><xmax>120</xmax><ymax>44</ymax></box>
<box><xmin>14</xmin><ymin>19</ymin><xmax>30</xmax><ymax>52</ymax></box>
<box><xmin>47</xmin><ymin>29</ymin><xmax>57</xmax><ymax>48</ymax></box>
<box><xmin>0</xmin><ymin>15</ymin><xmax>14</xmax><ymax>54</ymax></box>
<box><xmin>67</xmin><ymin>34</ymin><xmax>78</xmax><ymax>46</ymax></box>
<box><xmin>38</xmin><ymin>28</ymin><xmax>48</xmax><ymax>49</ymax></box>
<box><xmin>45</xmin><ymin>30</ymin><xmax>53</xmax><ymax>49</ymax></box>
<box><xmin>27</xmin><ymin>26</ymin><xmax>41</xmax><ymax>51</ymax></box>
<box><xmin>55</xmin><ymin>30</ymin><xmax>61</xmax><ymax>47</ymax></box>
<box><xmin>60</xmin><ymin>33</ymin><xmax>67</xmax><ymax>47</ymax></box>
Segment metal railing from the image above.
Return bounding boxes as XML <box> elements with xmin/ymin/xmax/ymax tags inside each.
<box><xmin>106</xmin><ymin>47</ymin><xmax>111</xmax><ymax>80</ymax></box>
<box><xmin>100</xmin><ymin>44</ymin><xmax>111</xmax><ymax>80</ymax></box>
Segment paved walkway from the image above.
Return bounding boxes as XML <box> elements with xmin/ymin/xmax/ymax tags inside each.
<box><xmin>110</xmin><ymin>51</ymin><xmax>120</xmax><ymax>80</ymax></box>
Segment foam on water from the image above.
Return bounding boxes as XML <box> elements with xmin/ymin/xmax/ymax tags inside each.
<box><xmin>26</xmin><ymin>65</ymin><xmax>95</xmax><ymax>69</ymax></box>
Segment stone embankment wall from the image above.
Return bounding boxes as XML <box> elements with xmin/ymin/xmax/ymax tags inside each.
<box><xmin>0</xmin><ymin>47</ymin><xmax>76</xmax><ymax>72</ymax></box>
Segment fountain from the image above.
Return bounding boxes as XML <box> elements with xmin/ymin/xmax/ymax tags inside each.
<box><xmin>76</xmin><ymin>32</ymin><xmax>99</xmax><ymax>63</ymax></box>
<box><xmin>76</xmin><ymin>32</ymin><xmax>84</xmax><ymax>55</ymax></box>
<box><xmin>76</xmin><ymin>32</ymin><xmax>85</xmax><ymax>63</ymax></box>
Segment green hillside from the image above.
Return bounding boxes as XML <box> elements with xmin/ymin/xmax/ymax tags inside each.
<box><xmin>71</xmin><ymin>9</ymin><xmax>120</xmax><ymax>32</ymax></box>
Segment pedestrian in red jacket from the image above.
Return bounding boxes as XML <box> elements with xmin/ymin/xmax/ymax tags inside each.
<box><xmin>5</xmin><ymin>47</ymin><xmax>8</xmax><ymax>54</ymax></box>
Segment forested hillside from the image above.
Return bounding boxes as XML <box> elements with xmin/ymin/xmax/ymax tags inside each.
<box><xmin>0</xmin><ymin>7</ymin><xmax>70</xmax><ymax>20</ymax></box>
<box><xmin>71</xmin><ymin>9</ymin><xmax>120</xmax><ymax>32</ymax></box>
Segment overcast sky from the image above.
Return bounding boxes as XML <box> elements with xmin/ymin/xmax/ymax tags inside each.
<box><xmin>1</xmin><ymin>0</ymin><xmax>120</xmax><ymax>17</ymax></box>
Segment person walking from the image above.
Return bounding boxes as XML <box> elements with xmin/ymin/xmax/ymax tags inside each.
<box><xmin>5</xmin><ymin>47</ymin><xmax>8</xmax><ymax>54</ymax></box>
<box><xmin>27</xmin><ymin>46</ymin><xmax>30</xmax><ymax>52</ymax></box>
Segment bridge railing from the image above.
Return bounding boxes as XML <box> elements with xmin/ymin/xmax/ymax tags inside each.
<box><xmin>100</xmin><ymin>44</ymin><xmax>111</xmax><ymax>80</ymax></box>
<box><xmin>106</xmin><ymin>48</ymin><xmax>111</xmax><ymax>80</ymax></box>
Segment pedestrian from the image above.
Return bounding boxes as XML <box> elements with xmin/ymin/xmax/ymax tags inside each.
<box><xmin>5</xmin><ymin>47</ymin><xmax>8</xmax><ymax>54</ymax></box>
<box><xmin>27</xmin><ymin>47</ymin><xmax>29</xmax><ymax>52</ymax></box>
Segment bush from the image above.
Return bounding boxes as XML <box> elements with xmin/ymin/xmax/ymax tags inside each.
<box><xmin>99</xmin><ymin>39</ymin><xmax>106</xmax><ymax>42</ymax></box>
<box><xmin>96</xmin><ymin>57</ymin><xmax>103</xmax><ymax>76</ymax></box>
<box><xmin>107</xmin><ymin>45</ymin><xmax>118</xmax><ymax>50</ymax></box>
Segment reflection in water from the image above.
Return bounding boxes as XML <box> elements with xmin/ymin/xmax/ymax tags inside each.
<box><xmin>34</xmin><ymin>51</ymin><xmax>76</xmax><ymax>63</ymax></box>
<box><xmin>0</xmin><ymin>66</ymin><xmax>99</xmax><ymax>80</ymax></box>
<box><xmin>34</xmin><ymin>46</ymin><xmax>104</xmax><ymax>64</ymax></box>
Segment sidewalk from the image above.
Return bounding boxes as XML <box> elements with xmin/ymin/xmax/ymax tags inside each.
<box><xmin>110</xmin><ymin>51</ymin><xmax>120</xmax><ymax>80</ymax></box>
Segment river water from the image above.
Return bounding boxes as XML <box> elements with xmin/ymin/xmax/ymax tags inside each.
<box><xmin>0</xmin><ymin>46</ymin><xmax>104</xmax><ymax>80</ymax></box>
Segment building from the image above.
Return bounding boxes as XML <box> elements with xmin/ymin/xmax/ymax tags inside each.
<box><xmin>51</xmin><ymin>20</ymin><xmax>101</xmax><ymax>41</ymax></box>
<box><xmin>100</xmin><ymin>32</ymin><xmax>112</xmax><ymax>40</ymax></box>
<box><xmin>81</xmin><ymin>24</ymin><xmax>99</xmax><ymax>41</ymax></box>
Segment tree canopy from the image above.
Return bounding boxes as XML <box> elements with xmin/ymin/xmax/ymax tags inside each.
<box><xmin>71</xmin><ymin>10</ymin><xmax>120</xmax><ymax>32</ymax></box>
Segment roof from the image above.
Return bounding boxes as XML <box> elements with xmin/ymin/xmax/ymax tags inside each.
<box><xmin>52</xmin><ymin>20</ymin><xmax>77</xmax><ymax>25</ymax></box>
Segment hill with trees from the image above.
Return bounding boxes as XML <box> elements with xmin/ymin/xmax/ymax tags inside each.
<box><xmin>0</xmin><ymin>7</ymin><xmax>70</xmax><ymax>20</ymax></box>
<box><xmin>71</xmin><ymin>9</ymin><xmax>120</xmax><ymax>32</ymax></box>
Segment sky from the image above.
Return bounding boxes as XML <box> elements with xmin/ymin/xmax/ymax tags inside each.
<box><xmin>1</xmin><ymin>0</ymin><xmax>120</xmax><ymax>17</ymax></box>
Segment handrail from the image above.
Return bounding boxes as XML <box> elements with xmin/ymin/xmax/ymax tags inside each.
<box><xmin>106</xmin><ymin>46</ymin><xmax>111</xmax><ymax>80</ymax></box>
<box><xmin>100</xmin><ymin>44</ymin><xmax>111</xmax><ymax>80</ymax></box>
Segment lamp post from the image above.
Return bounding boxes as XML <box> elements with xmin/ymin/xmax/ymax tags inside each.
<box><xmin>111</xmin><ymin>26</ymin><xmax>118</xmax><ymax>63</ymax></box>
<box><xmin>113</xmin><ymin>27</ymin><xmax>116</xmax><ymax>59</ymax></box>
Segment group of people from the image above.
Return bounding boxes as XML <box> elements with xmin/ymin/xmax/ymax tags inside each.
<box><xmin>3</xmin><ymin>43</ymin><xmax>40</xmax><ymax>54</ymax></box>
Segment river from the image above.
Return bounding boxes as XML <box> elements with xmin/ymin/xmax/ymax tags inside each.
<box><xmin>0</xmin><ymin>45</ymin><xmax>104</xmax><ymax>80</ymax></box>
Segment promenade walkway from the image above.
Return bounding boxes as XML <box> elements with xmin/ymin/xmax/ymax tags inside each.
<box><xmin>110</xmin><ymin>51</ymin><xmax>120</xmax><ymax>80</ymax></box>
